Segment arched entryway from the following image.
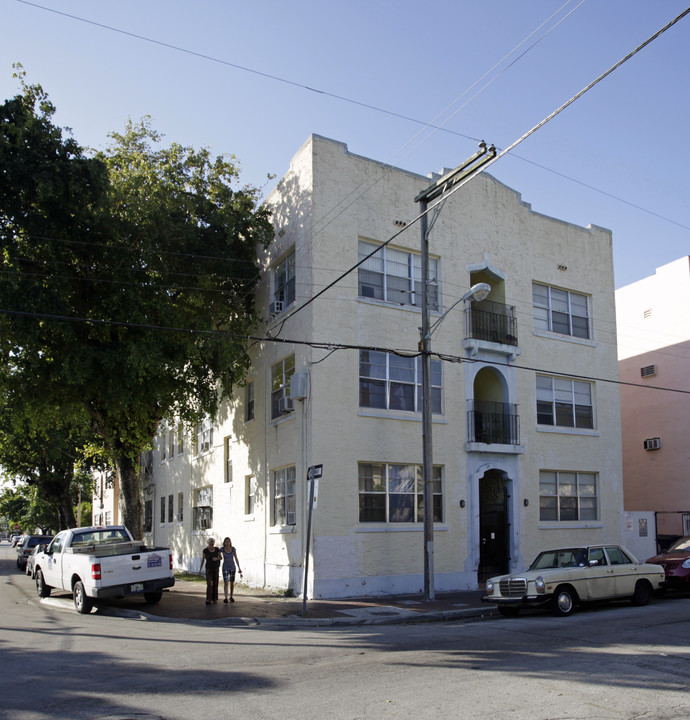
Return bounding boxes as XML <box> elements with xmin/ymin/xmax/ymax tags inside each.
<box><xmin>477</xmin><ymin>469</ymin><xmax>510</xmax><ymax>583</ymax></box>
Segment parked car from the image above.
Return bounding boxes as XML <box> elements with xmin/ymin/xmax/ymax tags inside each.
<box><xmin>11</xmin><ymin>534</ymin><xmax>24</xmax><ymax>547</ymax></box>
<box><xmin>16</xmin><ymin>535</ymin><xmax>54</xmax><ymax>571</ymax></box>
<box><xmin>25</xmin><ymin>543</ymin><xmax>48</xmax><ymax>578</ymax></box>
<box><xmin>482</xmin><ymin>545</ymin><xmax>665</xmax><ymax>617</ymax></box>
<box><xmin>646</xmin><ymin>536</ymin><xmax>690</xmax><ymax>590</ymax></box>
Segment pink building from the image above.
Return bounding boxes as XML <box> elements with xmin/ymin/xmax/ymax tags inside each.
<box><xmin>616</xmin><ymin>257</ymin><xmax>690</xmax><ymax>552</ymax></box>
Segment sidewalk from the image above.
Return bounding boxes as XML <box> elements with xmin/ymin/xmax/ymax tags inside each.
<box><xmin>88</xmin><ymin>578</ymin><xmax>499</xmax><ymax>627</ymax></box>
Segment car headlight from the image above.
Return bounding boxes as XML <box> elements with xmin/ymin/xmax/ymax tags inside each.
<box><xmin>682</xmin><ymin>559</ymin><xmax>690</xmax><ymax>570</ymax></box>
<box><xmin>535</xmin><ymin>576</ymin><xmax>546</xmax><ymax>594</ymax></box>
<box><xmin>486</xmin><ymin>580</ymin><xmax>494</xmax><ymax>594</ymax></box>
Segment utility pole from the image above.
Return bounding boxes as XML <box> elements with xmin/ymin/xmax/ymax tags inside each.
<box><xmin>415</xmin><ymin>142</ymin><xmax>496</xmax><ymax>601</ymax></box>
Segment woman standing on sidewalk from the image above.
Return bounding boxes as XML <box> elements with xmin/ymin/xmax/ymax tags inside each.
<box><xmin>221</xmin><ymin>537</ymin><xmax>242</xmax><ymax>603</ymax></box>
<box><xmin>198</xmin><ymin>537</ymin><xmax>222</xmax><ymax>605</ymax></box>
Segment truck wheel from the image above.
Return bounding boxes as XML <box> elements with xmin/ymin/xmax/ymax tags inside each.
<box><xmin>144</xmin><ymin>591</ymin><xmax>163</xmax><ymax>604</ymax></box>
<box><xmin>73</xmin><ymin>581</ymin><xmax>93</xmax><ymax>614</ymax></box>
<box><xmin>36</xmin><ymin>569</ymin><xmax>51</xmax><ymax>598</ymax></box>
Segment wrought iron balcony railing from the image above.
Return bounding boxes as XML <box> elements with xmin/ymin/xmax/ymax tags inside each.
<box><xmin>467</xmin><ymin>302</ymin><xmax>518</xmax><ymax>346</ymax></box>
<box><xmin>468</xmin><ymin>400</ymin><xmax>520</xmax><ymax>445</ymax></box>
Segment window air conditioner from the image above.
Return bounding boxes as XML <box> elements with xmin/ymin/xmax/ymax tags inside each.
<box><xmin>269</xmin><ymin>300</ymin><xmax>284</xmax><ymax>317</ymax></box>
<box><xmin>278</xmin><ymin>396</ymin><xmax>293</xmax><ymax>415</ymax></box>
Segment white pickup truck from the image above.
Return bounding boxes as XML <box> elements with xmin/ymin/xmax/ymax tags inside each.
<box><xmin>33</xmin><ymin>525</ymin><xmax>175</xmax><ymax>614</ymax></box>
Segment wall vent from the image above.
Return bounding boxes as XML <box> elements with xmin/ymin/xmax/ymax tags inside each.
<box><xmin>640</xmin><ymin>364</ymin><xmax>656</xmax><ymax>378</ymax></box>
<box><xmin>643</xmin><ymin>437</ymin><xmax>661</xmax><ymax>451</ymax></box>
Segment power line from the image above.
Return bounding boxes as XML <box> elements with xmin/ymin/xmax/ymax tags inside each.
<box><xmin>2</xmin><ymin>306</ymin><xmax>688</xmax><ymax>396</ymax></box>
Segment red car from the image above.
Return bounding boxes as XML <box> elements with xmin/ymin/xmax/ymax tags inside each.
<box><xmin>647</xmin><ymin>536</ymin><xmax>690</xmax><ymax>589</ymax></box>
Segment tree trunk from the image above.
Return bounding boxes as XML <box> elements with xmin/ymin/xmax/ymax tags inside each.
<box><xmin>113</xmin><ymin>453</ymin><xmax>143</xmax><ymax>539</ymax></box>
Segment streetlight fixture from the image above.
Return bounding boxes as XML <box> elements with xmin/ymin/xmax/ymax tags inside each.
<box><xmin>415</xmin><ymin>143</ymin><xmax>496</xmax><ymax>602</ymax></box>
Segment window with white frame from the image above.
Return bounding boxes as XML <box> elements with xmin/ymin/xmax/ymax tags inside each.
<box><xmin>224</xmin><ymin>436</ymin><xmax>233</xmax><ymax>483</ymax></box>
<box><xmin>168</xmin><ymin>428</ymin><xmax>175</xmax><ymax>460</ymax></box>
<box><xmin>245</xmin><ymin>381</ymin><xmax>255</xmax><ymax>422</ymax></box>
<box><xmin>193</xmin><ymin>486</ymin><xmax>213</xmax><ymax>530</ymax></box>
<box><xmin>273</xmin><ymin>251</ymin><xmax>296</xmax><ymax>308</ymax></box>
<box><xmin>359</xmin><ymin>350</ymin><xmax>441</xmax><ymax>413</ymax></box>
<box><xmin>271</xmin><ymin>355</ymin><xmax>295</xmax><ymax>419</ymax></box>
<box><xmin>539</xmin><ymin>470</ymin><xmax>598</xmax><ymax>521</ymax></box>
<box><xmin>177</xmin><ymin>492</ymin><xmax>184</xmax><ymax>522</ymax></box>
<box><xmin>536</xmin><ymin>375</ymin><xmax>593</xmax><ymax>429</ymax></box>
<box><xmin>144</xmin><ymin>500</ymin><xmax>153</xmax><ymax>533</ymax></box>
<box><xmin>160</xmin><ymin>424</ymin><xmax>167</xmax><ymax>462</ymax></box>
<box><xmin>176</xmin><ymin>423</ymin><xmax>184</xmax><ymax>455</ymax></box>
<box><xmin>272</xmin><ymin>466</ymin><xmax>296</xmax><ymax>526</ymax></box>
<box><xmin>195</xmin><ymin>416</ymin><xmax>213</xmax><ymax>455</ymax></box>
<box><xmin>358</xmin><ymin>463</ymin><xmax>443</xmax><ymax>523</ymax></box>
<box><xmin>532</xmin><ymin>283</ymin><xmax>590</xmax><ymax>339</ymax></box>
<box><xmin>160</xmin><ymin>495</ymin><xmax>166</xmax><ymax>525</ymax></box>
<box><xmin>168</xmin><ymin>495</ymin><xmax>174</xmax><ymax>524</ymax></box>
<box><xmin>246</xmin><ymin>475</ymin><xmax>256</xmax><ymax>515</ymax></box>
<box><xmin>358</xmin><ymin>240</ymin><xmax>439</xmax><ymax>310</ymax></box>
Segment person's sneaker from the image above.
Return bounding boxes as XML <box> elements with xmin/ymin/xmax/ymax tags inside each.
<box><xmin>224</xmin><ymin>599</ymin><xmax>228</xmax><ymax>604</ymax></box>
<box><xmin>230</xmin><ymin>597</ymin><xmax>235</xmax><ymax>602</ymax></box>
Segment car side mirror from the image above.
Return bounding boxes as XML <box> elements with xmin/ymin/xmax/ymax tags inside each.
<box><xmin>589</xmin><ymin>559</ymin><xmax>599</xmax><ymax>567</ymax></box>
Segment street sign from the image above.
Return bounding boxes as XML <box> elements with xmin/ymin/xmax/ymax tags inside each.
<box><xmin>307</xmin><ymin>464</ymin><xmax>323</xmax><ymax>481</ymax></box>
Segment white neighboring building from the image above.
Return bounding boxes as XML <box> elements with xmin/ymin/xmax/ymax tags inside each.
<box><xmin>138</xmin><ymin>135</ymin><xmax>623</xmax><ymax>598</ymax></box>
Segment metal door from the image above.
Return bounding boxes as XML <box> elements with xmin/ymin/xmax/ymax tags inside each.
<box><xmin>478</xmin><ymin>470</ymin><xmax>509</xmax><ymax>583</ymax></box>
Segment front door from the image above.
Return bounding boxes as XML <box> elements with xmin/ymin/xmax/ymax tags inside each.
<box><xmin>478</xmin><ymin>470</ymin><xmax>510</xmax><ymax>583</ymax></box>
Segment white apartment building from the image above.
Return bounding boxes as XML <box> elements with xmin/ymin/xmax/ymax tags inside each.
<box><xmin>138</xmin><ymin>135</ymin><xmax>624</xmax><ymax>599</ymax></box>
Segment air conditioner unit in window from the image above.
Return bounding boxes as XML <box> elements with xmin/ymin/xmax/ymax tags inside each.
<box><xmin>269</xmin><ymin>300</ymin><xmax>284</xmax><ymax>317</ymax></box>
<box><xmin>278</xmin><ymin>396</ymin><xmax>293</xmax><ymax>415</ymax></box>
<box><xmin>643</xmin><ymin>437</ymin><xmax>661</xmax><ymax>451</ymax></box>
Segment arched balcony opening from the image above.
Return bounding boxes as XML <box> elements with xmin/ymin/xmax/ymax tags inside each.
<box><xmin>468</xmin><ymin>367</ymin><xmax>519</xmax><ymax>445</ymax></box>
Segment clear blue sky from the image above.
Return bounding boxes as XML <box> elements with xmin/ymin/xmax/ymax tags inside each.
<box><xmin>2</xmin><ymin>0</ymin><xmax>689</xmax><ymax>289</ymax></box>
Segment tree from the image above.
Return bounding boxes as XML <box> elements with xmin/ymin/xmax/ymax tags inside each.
<box><xmin>0</xmin><ymin>72</ymin><xmax>273</xmax><ymax>536</ymax></box>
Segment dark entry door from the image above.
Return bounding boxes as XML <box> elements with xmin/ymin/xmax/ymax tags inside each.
<box><xmin>478</xmin><ymin>470</ymin><xmax>509</xmax><ymax>583</ymax></box>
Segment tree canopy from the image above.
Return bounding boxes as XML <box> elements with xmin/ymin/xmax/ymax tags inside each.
<box><xmin>0</xmin><ymin>71</ymin><xmax>273</xmax><ymax>536</ymax></box>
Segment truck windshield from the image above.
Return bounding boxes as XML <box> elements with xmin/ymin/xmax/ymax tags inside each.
<box><xmin>71</xmin><ymin>529</ymin><xmax>130</xmax><ymax>546</ymax></box>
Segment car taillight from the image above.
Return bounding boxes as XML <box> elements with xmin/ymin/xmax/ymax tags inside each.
<box><xmin>169</xmin><ymin>553</ymin><xmax>173</xmax><ymax>570</ymax></box>
<box><xmin>91</xmin><ymin>563</ymin><xmax>101</xmax><ymax>580</ymax></box>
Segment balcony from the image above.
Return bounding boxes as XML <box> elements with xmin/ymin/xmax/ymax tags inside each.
<box><xmin>467</xmin><ymin>302</ymin><xmax>518</xmax><ymax>346</ymax></box>
<box><xmin>467</xmin><ymin>400</ymin><xmax>520</xmax><ymax>446</ymax></box>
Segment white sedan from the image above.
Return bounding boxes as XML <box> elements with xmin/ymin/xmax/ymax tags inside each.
<box><xmin>482</xmin><ymin>545</ymin><xmax>665</xmax><ymax>617</ymax></box>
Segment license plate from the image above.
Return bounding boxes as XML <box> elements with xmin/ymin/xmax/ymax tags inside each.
<box><xmin>131</xmin><ymin>583</ymin><xmax>144</xmax><ymax>593</ymax></box>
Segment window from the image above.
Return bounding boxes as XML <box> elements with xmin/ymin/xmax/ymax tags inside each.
<box><xmin>160</xmin><ymin>496</ymin><xmax>166</xmax><ymax>525</ymax></box>
<box><xmin>358</xmin><ymin>240</ymin><xmax>439</xmax><ymax>310</ymax></box>
<box><xmin>168</xmin><ymin>495</ymin><xmax>174</xmax><ymax>524</ymax></box>
<box><xmin>539</xmin><ymin>471</ymin><xmax>598</xmax><ymax>521</ymax></box>
<box><xmin>168</xmin><ymin>428</ymin><xmax>175</xmax><ymax>459</ymax></box>
<box><xmin>245</xmin><ymin>381</ymin><xmax>255</xmax><ymax>422</ymax></box>
<box><xmin>195</xmin><ymin>416</ymin><xmax>213</xmax><ymax>455</ymax></box>
<box><xmin>532</xmin><ymin>283</ymin><xmax>590</xmax><ymax>339</ymax></box>
<box><xmin>177</xmin><ymin>492</ymin><xmax>184</xmax><ymax>522</ymax></box>
<box><xmin>176</xmin><ymin>423</ymin><xmax>184</xmax><ymax>455</ymax></box>
<box><xmin>358</xmin><ymin>463</ymin><xmax>443</xmax><ymax>524</ymax></box>
<box><xmin>271</xmin><ymin>355</ymin><xmax>295</xmax><ymax>419</ymax></box>
<box><xmin>273</xmin><ymin>466</ymin><xmax>296</xmax><ymax>526</ymax></box>
<box><xmin>193</xmin><ymin>486</ymin><xmax>213</xmax><ymax>530</ymax></box>
<box><xmin>224</xmin><ymin>436</ymin><xmax>233</xmax><ymax>483</ymax></box>
<box><xmin>160</xmin><ymin>424</ymin><xmax>167</xmax><ymax>462</ymax></box>
<box><xmin>246</xmin><ymin>475</ymin><xmax>256</xmax><ymax>515</ymax></box>
<box><xmin>274</xmin><ymin>251</ymin><xmax>296</xmax><ymax>307</ymax></box>
<box><xmin>359</xmin><ymin>350</ymin><xmax>442</xmax><ymax>413</ymax></box>
<box><xmin>144</xmin><ymin>501</ymin><xmax>153</xmax><ymax>533</ymax></box>
<box><xmin>536</xmin><ymin>375</ymin><xmax>593</xmax><ymax>429</ymax></box>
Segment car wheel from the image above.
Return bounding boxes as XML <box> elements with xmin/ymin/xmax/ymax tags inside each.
<box><xmin>498</xmin><ymin>606</ymin><xmax>520</xmax><ymax>618</ymax></box>
<box><xmin>552</xmin><ymin>586</ymin><xmax>577</xmax><ymax>616</ymax></box>
<box><xmin>631</xmin><ymin>580</ymin><xmax>652</xmax><ymax>606</ymax></box>
<box><xmin>16</xmin><ymin>558</ymin><xmax>22</xmax><ymax>570</ymax></box>
<box><xmin>73</xmin><ymin>581</ymin><xmax>93</xmax><ymax>614</ymax></box>
<box><xmin>144</xmin><ymin>591</ymin><xmax>163</xmax><ymax>604</ymax></box>
<box><xmin>36</xmin><ymin>569</ymin><xmax>51</xmax><ymax>598</ymax></box>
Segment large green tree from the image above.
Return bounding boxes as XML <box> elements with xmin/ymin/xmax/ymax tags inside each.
<box><xmin>0</xmin><ymin>72</ymin><xmax>273</xmax><ymax>536</ymax></box>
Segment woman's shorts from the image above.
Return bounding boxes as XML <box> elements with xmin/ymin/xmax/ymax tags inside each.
<box><xmin>223</xmin><ymin>569</ymin><xmax>236</xmax><ymax>582</ymax></box>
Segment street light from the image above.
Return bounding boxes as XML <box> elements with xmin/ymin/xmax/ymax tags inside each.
<box><xmin>415</xmin><ymin>143</ymin><xmax>496</xmax><ymax>601</ymax></box>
